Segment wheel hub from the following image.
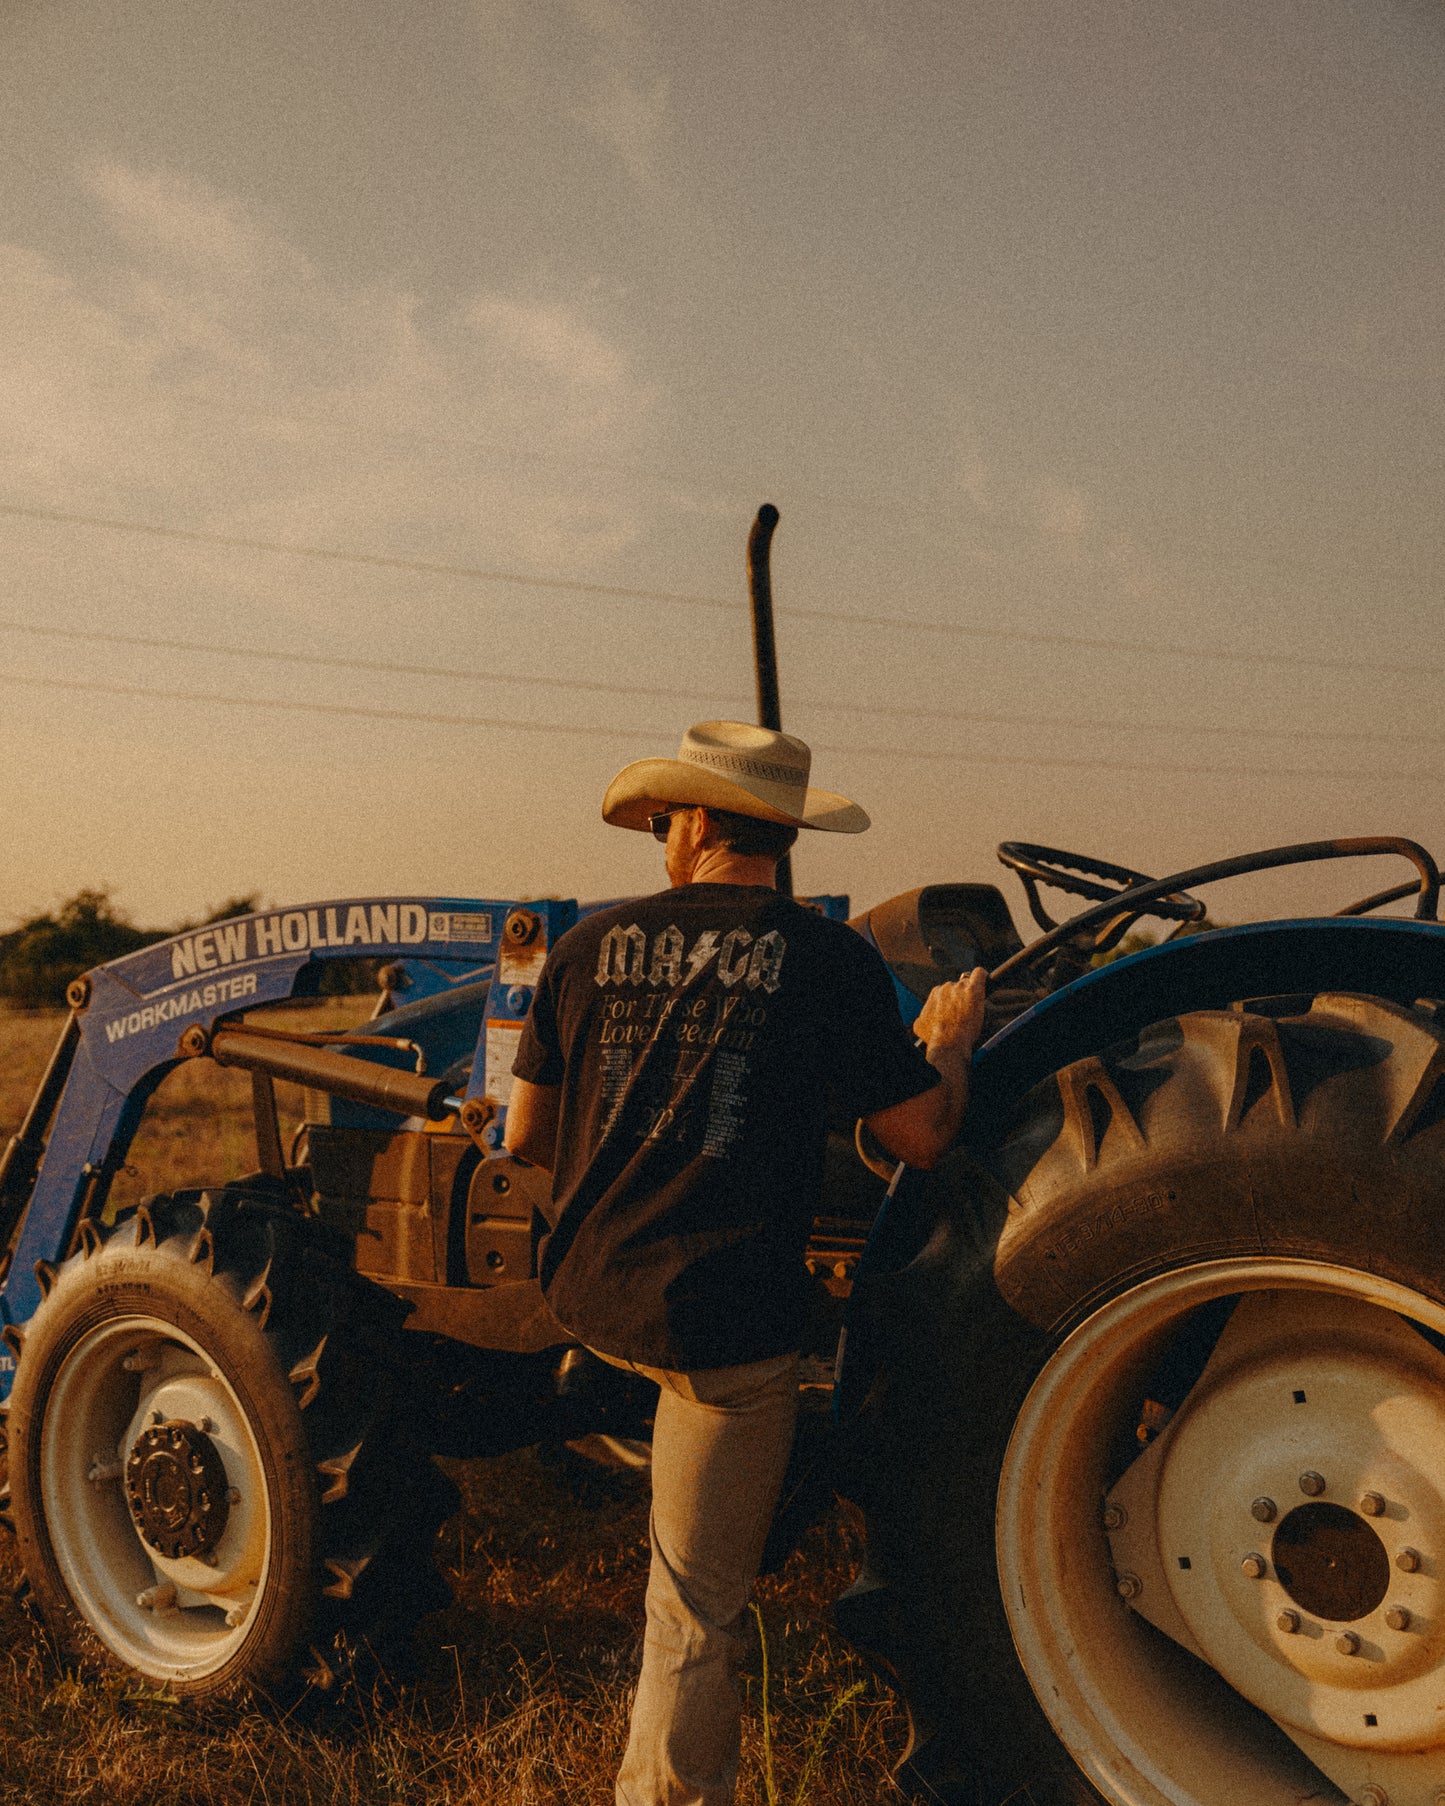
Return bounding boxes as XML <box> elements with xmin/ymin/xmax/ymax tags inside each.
<box><xmin>124</xmin><ymin>1418</ymin><xmax>231</xmax><ymax>1560</ymax></box>
<box><xmin>1105</xmin><ymin>1285</ymin><xmax>1445</xmax><ymax>1795</ymax></box>
<box><xmin>1271</xmin><ymin>1500</ymin><xmax>1391</xmax><ymax>1623</ymax></box>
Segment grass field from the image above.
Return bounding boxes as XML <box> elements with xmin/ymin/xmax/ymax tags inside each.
<box><xmin>0</xmin><ymin>1005</ymin><xmax>907</xmax><ymax>1803</ymax></box>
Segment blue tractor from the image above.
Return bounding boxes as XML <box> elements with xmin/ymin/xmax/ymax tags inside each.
<box><xmin>0</xmin><ymin>833</ymin><xmax>1442</xmax><ymax>1806</ymax></box>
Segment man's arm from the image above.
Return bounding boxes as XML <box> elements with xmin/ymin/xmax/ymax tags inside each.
<box><xmin>863</xmin><ymin>966</ymin><xmax>988</xmax><ymax>1170</ymax></box>
<box><xmin>504</xmin><ymin>1077</ymin><xmax>562</xmax><ymax>1172</ymax></box>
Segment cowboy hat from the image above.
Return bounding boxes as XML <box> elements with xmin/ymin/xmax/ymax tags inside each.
<box><xmin>602</xmin><ymin>720</ymin><xmax>869</xmax><ymax>834</ymax></box>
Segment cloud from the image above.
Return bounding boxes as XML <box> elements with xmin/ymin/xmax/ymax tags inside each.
<box><xmin>845</xmin><ymin>0</ymin><xmax>904</xmax><ymax>80</ymax></box>
<box><xmin>571</xmin><ymin>63</ymin><xmax>672</xmax><ymax>187</ymax></box>
<box><xmin>88</xmin><ymin>163</ymin><xmax>299</xmax><ymax>283</ymax></box>
<box><xmin>946</xmin><ymin>428</ymin><xmax>1164</xmax><ymax>599</ymax></box>
<box><xmin>952</xmin><ymin>435</ymin><xmax>1089</xmax><ymax>538</ymax></box>
<box><xmin>468</xmin><ymin>296</ymin><xmax>628</xmax><ymax>392</ymax></box>
<box><xmin>475</xmin><ymin>0</ymin><xmax>673</xmax><ymax>188</ymax></box>
<box><xmin>1035</xmin><ymin>481</ymin><xmax>1090</xmax><ymax>539</ymax></box>
<box><xmin>957</xmin><ymin>447</ymin><xmax>996</xmax><ymax>514</ymax></box>
<box><xmin>0</xmin><ymin>164</ymin><xmax>659</xmax><ymax>575</ymax></box>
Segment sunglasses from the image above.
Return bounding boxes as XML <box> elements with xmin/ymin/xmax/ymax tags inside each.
<box><xmin>648</xmin><ymin>810</ymin><xmax>679</xmax><ymax>842</ymax></box>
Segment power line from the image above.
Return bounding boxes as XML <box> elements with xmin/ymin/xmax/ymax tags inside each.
<box><xmin>0</xmin><ymin>501</ymin><xmax>716</xmax><ymax>610</ymax></box>
<box><xmin>0</xmin><ymin>667</ymin><xmax>644</xmax><ymax>744</ymax></box>
<box><xmin>0</xmin><ymin>666</ymin><xmax>1436</xmax><ymax>785</ymax></box>
<box><xmin>1</xmin><ymin>499</ymin><xmax>1439</xmax><ymax>681</ymax></box>
<box><xmin>102</xmin><ymin>383</ymin><xmax>1445</xmax><ymax>590</ymax></box>
<box><xmin>0</xmin><ymin>616</ymin><xmax>734</xmax><ymax>714</ymax></box>
<box><xmin>0</xmin><ymin>614</ymin><xmax>1435</xmax><ymax>748</ymax></box>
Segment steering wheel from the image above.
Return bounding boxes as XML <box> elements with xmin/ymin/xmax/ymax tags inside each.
<box><xmin>997</xmin><ymin>842</ymin><xmax>1207</xmax><ymax>935</ymax></box>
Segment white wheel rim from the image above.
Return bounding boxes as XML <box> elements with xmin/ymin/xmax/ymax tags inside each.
<box><xmin>997</xmin><ymin>1258</ymin><xmax>1445</xmax><ymax>1806</ymax></box>
<box><xmin>40</xmin><ymin>1314</ymin><xmax>273</xmax><ymax>1685</ymax></box>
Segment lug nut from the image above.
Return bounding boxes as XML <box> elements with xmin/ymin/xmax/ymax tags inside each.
<box><xmin>1384</xmin><ymin>1605</ymin><xmax>1411</xmax><ymax>1631</ymax></box>
<box><xmin>225</xmin><ymin>1606</ymin><xmax>246</xmax><ymax>1628</ymax></box>
<box><xmin>1359</xmin><ymin>1492</ymin><xmax>1386</xmax><ymax>1517</ymax></box>
<box><xmin>1359</xmin><ymin>1789</ymin><xmax>1388</xmax><ymax>1806</ymax></box>
<box><xmin>1102</xmin><ymin>1503</ymin><xmax>1126</xmax><ymax>1531</ymax></box>
<box><xmin>1276</xmin><ymin>1609</ymin><xmax>1301</xmax><ymax>1634</ymax></box>
<box><xmin>1299</xmin><ymin>1471</ymin><xmax>1326</xmax><ymax>1497</ymax></box>
<box><xmin>228</xmin><ymin>1487</ymin><xmax>241</xmax><ymax>1504</ymax></box>
<box><xmin>1335</xmin><ymin>1630</ymin><xmax>1361</xmax><ymax>1656</ymax></box>
<box><xmin>1397</xmin><ymin>1547</ymin><xmax>1422</xmax><ymax>1573</ymax></box>
<box><xmin>1115</xmin><ymin>1572</ymin><xmax>1142</xmax><ymax>1601</ymax></box>
<box><xmin>1250</xmin><ymin>1496</ymin><xmax>1277</xmax><ymax>1523</ymax></box>
<box><xmin>1241</xmin><ymin>1553</ymin><xmax>1267</xmax><ymax>1579</ymax></box>
<box><xmin>135</xmin><ymin>1582</ymin><xmax>177</xmax><ymax>1613</ymax></box>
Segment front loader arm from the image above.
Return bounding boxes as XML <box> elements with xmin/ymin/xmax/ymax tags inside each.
<box><xmin>0</xmin><ymin>894</ymin><xmax>577</xmax><ymax>1379</ymax></box>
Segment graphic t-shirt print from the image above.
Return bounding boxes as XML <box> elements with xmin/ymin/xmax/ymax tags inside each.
<box><xmin>513</xmin><ymin>884</ymin><xmax>941</xmax><ymax>1367</ymax></box>
<box><xmin>592</xmin><ymin>919</ymin><xmax>787</xmax><ymax>1160</ymax></box>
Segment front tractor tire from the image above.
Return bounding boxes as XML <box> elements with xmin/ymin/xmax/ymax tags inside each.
<box><xmin>841</xmin><ymin>993</ymin><xmax>1445</xmax><ymax>1806</ymax></box>
<box><xmin>7</xmin><ymin>1186</ymin><xmax>456</xmax><ymax>1697</ymax></box>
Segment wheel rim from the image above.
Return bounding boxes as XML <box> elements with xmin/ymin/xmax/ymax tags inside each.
<box><xmin>40</xmin><ymin>1314</ymin><xmax>273</xmax><ymax>1684</ymax></box>
<box><xmin>997</xmin><ymin>1258</ymin><xmax>1445</xmax><ymax>1806</ymax></box>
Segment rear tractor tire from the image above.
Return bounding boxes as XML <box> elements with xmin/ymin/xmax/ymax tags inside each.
<box><xmin>840</xmin><ymin>993</ymin><xmax>1445</xmax><ymax>1806</ymax></box>
<box><xmin>7</xmin><ymin>1184</ymin><xmax>457</xmax><ymax>1697</ymax></box>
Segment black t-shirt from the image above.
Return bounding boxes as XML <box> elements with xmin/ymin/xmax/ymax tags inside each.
<box><xmin>512</xmin><ymin>883</ymin><xmax>938</xmax><ymax>1370</ymax></box>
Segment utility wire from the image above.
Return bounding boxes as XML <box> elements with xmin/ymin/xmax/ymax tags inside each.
<box><xmin>0</xmin><ymin>667</ymin><xmax>1436</xmax><ymax>785</ymax></box>
<box><xmin>0</xmin><ymin>614</ymin><xmax>1434</xmax><ymax>748</ymax></box>
<box><xmin>0</xmin><ymin>616</ymin><xmax>731</xmax><ymax>713</ymax></box>
<box><xmin>95</xmin><ymin>382</ymin><xmax>1444</xmax><ymax>588</ymax></box>
<box><xmin>1</xmin><ymin>499</ymin><xmax>1438</xmax><ymax>681</ymax></box>
<box><xmin>0</xmin><ymin>501</ymin><xmax>713</xmax><ymax>610</ymax></box>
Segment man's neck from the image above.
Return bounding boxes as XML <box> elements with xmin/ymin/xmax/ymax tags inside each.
<box><xmin>676</xmin><ymin>847</ymin><xmax>780</xmax><ymax>889</ymax></box>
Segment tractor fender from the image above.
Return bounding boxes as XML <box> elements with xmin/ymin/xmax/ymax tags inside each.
<box><xmin>968</xmin><ymin>915</ymin><xmax>1445</xmax><ymax>1140</ymax></box>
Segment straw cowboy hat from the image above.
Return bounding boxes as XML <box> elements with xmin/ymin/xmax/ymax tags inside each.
<box><xmin>602</xmin><ymin>720</ymin><xmax>869</xmax><ymax>834</ymax></box>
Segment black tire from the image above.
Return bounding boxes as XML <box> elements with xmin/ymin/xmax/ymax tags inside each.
<box><xmin>838</xmin><ymin>993</ymin><xmax>1445</xmax><ymax>1806</ymax></box>
<box><xmin>7</xmin><ymin>1183</ymin><xmax>457</xmax><ymax>1697</ymax></box>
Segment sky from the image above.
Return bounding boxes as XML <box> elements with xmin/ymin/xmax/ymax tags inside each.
<box><xmin>1</xmin><ymin>0</ymin><xmax>1441</xmax><ymax>937</ymax></box>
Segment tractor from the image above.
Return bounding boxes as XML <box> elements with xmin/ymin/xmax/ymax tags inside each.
<box><xmin>0</xmin><ymin>834</ymin><xmax>1441</xmax><ymax>1806</ymax></box>
<box><xmin>1</xmin><ymin>514</ymin><xmax>1442</xmax><ymax>1806</ymax></box>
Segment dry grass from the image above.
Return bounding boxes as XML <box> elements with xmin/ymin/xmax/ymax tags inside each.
<box><xmin>0</xmin><ymin>998</ymin><xmax>375</xmax><ymax>1217</ymax></box>
<box><xmin>0</xmin><ymin>1006</ymin><xmax>70</xmax><ymax>1146</ymax></box>
<box><xmin>0</xmin><ymin>1006</ymin><xmax>906</xmax><ymax>1802</ymax></box>
<box><xmin>0</xmin><ymin>1458</ymin><xmax>902</xmax><ymax>1805</ymax></box>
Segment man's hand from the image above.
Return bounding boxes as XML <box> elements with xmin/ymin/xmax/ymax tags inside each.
<box><xmin>913</xmin><ymin>966</ymin><xmax>989</xmax><ymax>1059</ymax></box>
<box><xmin>864</xmin><ymin>966</ymin><xmax>989</xmax><ymax>1170</ymax></box>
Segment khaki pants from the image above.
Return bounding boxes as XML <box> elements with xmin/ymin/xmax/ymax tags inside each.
<box><xmin>591</xmin><ymin>1348</ymin><xmax>801</xmax><ymax>1806</ymax></box>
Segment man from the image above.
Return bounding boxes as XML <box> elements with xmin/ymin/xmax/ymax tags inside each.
<box><xmin>506</xmin><ymin>719</ymin><xmax>987</xmax><ymax>1806</ymax></box>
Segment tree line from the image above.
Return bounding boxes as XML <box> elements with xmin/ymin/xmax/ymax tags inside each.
<box><xmin>0</xmin><ymin>891</ymin><xmax>260</xmax><ymax>1008</ymax></box>
<box><xmin>0</xmin><ymin>891</ymin><xmax>379</xmax><ymax>1007</ymax></box>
